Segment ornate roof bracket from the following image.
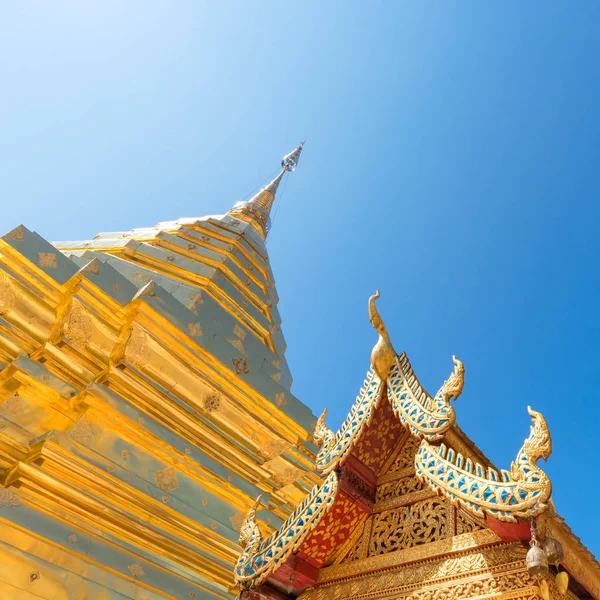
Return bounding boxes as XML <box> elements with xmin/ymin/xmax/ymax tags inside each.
<box><xmin>415</xmin><ymin>406</ymin><xmax>552</xmax><ymax>523</ymax></box>
<box><xmin>234</xmin><ymin>472</ymin><xmax>338</xmax><ymax>590</ymax></box>
<box><xmin>387</xmin><ymin>353</ymin><xmax>462</xmax><ymax>442</ymax></box>
<box><xmin>314</xmin><ymin>368</ymin><xmax>383</xmax><ymax>475</ymax></box>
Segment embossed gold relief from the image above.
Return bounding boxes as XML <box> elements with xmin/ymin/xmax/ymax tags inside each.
<box><xmin>416</xmin><ymin>407</ymin><xmax>552</xmax><ymax>522</ymax></box>
<box><xmin>63</xmin><ymin>299</ymin><xmax>94</xmax><ymax>349</ymax></box>
<box><xmin>0</xmin><ymin>488</ymin><xmax>23</xmax><ymax>507</ymax></box>
<box><xmin>322</xmin><ymin>529</ymin><xmax>501</xmax><ymax>582</ymax></box>
<box><xmin>187</xmin><ymin>322</ymin><xmax>203</xmax><ymax>337</ymax></box>
<box><xmin>306</xmin><ymin>542</ymin><xmax>532</xmax><ymax>600</ymax></box>
<box><xmin>456</xmin><ymin>508</ymin><xmax>485</xmax><ymax>534</ymax></box>
<box><xmin>38</xmin><ymin>252</ymin><xmax>57</xmax><ymax>268</ymax></box>
<box><xmin>202</xmin><ymin>393</ymin><xmax>222</xmax><ymax>413</ymax></box>
<box><xmin>127</xmin><ymin>563</ymin><xmax>145</xmax><ymax>578</ymax></box>
<box><xmin>0</xmin><ymin>271</ymin><xmax>15</xmax><ymax>315</ymax></box>
<box><xmin>154</xmin><ymin>466</ymin><xmax>179</xmax><ymax>492</ymax></box>
<box><xmin>0</xmin><ymin>391</ymin><xmax>25</xmax><ymax>416</ymax></box>
<box><xmin>369</xmin><ymin>498</ymin><xmax>450</xmax><ymax>556</ymax></box>
<box><xmin>69</xmin><ymin>414</ymin><xmax>94</xmax><ymax>443</ymax></box>
<box><xmin>124</xmin><ymin>323</ymin><xmax>151</xmax><ymax>368</ymax></box>
<box><xmin>232</xmin><ymin>357</ymin><xmax>249</xmax><ymax>375</ymax></box>
<box><xmin>354</xmin><ymin>400</ymin><xmax>404</xmax><ymax>473</ymax></box>
<box><xmin>272</xmin><ymin>467</ymin><xmax>303</xmax><ymax>487</ymax></box>
<box><xmin>258</xmin><ymin>439</ymin><xmax>291</xmax><ymax>461</ymax></box>
<box><xmin>376</xmin><ymin>474</ymin><xmax>425</xmax><ymax>504</ymax></box>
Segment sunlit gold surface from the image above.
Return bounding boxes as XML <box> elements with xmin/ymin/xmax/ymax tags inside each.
<box><xmin>0</xmin><ymin>153</ymin><xmax>320</xmax><ymax>598</ymax></box>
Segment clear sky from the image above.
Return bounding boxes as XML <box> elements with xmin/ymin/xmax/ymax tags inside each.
<box><xmin>2</xmin><ymin>3</ymin><xmax>599</xmax><ymax>558</ymax></box>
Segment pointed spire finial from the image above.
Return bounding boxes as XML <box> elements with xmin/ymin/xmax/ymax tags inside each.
<box><xmin>229</xmin><ymin>142</ymin><xmax>305</xmax><ymax>239</ymax></box>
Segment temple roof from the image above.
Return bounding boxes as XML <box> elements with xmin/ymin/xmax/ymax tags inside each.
<box><xmin>234</xmin><ymin>292</ymin><xmax>600</xmax><ymax>599</ymax></box>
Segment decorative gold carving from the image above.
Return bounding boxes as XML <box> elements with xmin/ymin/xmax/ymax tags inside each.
<box><xmin>275</xmin><ymin>392</ymin><xmax>286</xmax><ymax>407</ymax></box>
<box><xmin>320</xmin><ymin>529</ymin><xmax>501</xmax><ymax>582</ymax></box>
<box><xmin>232</xmin><ymin>357</ymin><xmax>249</xmax><ymax>375</ymax></box>
<box><xmin>128</xmin><ymin>563</ymin><xmax>145</xmax><ymax>578</ymax></box>
<box><xmin>271</xmin><ymin>372</ymin><xmax>281</xmax><ymax>382</ymax></box>
<box><xmin>4</xmin><ymin>225</ymin><xmax>25</xmax><ymax>241</ymax></box>
<box><xmin>125</xmin><ymin>324</ymin><xmax>151</xmax><ymax>368</ymax></box>
<box><xmin>233</xmin><ymin>324</ymin><xmax>247</xmax><ymax>340</ymax></box>
<box><xmin>456</xmin><ymin>508</ymin><xmax>484</xmax><ymax>534</ymax></box>
<box><xmin>228</xmin><ymin>338</ymin><xmax>246</xmax><ymax>355</ymax></box>
<box><xmin>273</xmin><ymin>467</ymin><xmax>302</xmax><ymax>487</ymax></box>
<box><xmin>368</xmin><ymin>290</ymin><xmax>395</xmax><ymax>380</ymax></box>
<box><xmin>388</xmin><ymin>437</ymin><xmax>421</xmax><ymax>475</ymax></box>
<box><xmin>186</xmin><ymin>292</ymin><xmax>204</xmax><ymax>315</ymax></box>
<box><xmin>369</xmin><ymin>498</ymin><xmax>450</xmax><ymax>556</ymax></box>
<box><xmin>0</xmin><ymin>272</ymin><xmax>15</xmax><ymax>316</ymax></box>
<box><xmin>258</xmin><ymin>439</ymin><xmax>291</xmax><ymax>460</ymax></box>
<box><xmin>38</xmin><ymin>252</ymin><xmax>57</xmax><ymax>268</ymax></box>
<box><xmin>374</xmin><ymin>487</ymin><xmax>437</xmax><ymax>513</ymax></box>
<box><xmin>309</xmin><ymin>542</ymin><xmax>530</xmax><ymax>600</ymax></box>
<box><xmin>376</xmin><ymin>474</ymin><xmax>425</xmax><ymax>504</ymax></box>
<box><xmin>416</xmin><ymin>406</ymin><xmax>552</xmax><ymax>522</ymax></box>
<box><xmin>187</xmin><ymin>322</ymin><xmax>203</xmax><ymax>337</ymax></box>
<box><xmin>440</xmin><ymin>355</ymin><xmax>465</xmax><ymax>403</ymax></box>
<box><xmin>0</xmin><ymin>391</ymin><xmax>25</xmax><ymax>416</ymax></box>
<box><xmin>64</xmin><ymin>299</ymin><xmax>93</xmax><ymax>348</ymax></box>
<box><xmin>154</xmin><ymin>466</ymin><xmax>179</xmax><ymax>492</ymax></box>
<box><xmin>202</xmin><ymin>393</ymin><xmax>221</xmax><ymax>413</ymax></box>
<box><xmin>131</xmin><ymin>270</ymin><xmax>151</xmax><ymax>285</ymax></box>
<box><xmin>69</xmin><ymin>415</ymin><xmax>94</xmax><ymax>443</ymax></box>
<box><xmin>68</xmin><ymin>534</ymin><xmax>78</xmax><ymax>544</ymax></box>
<box><xmin>0</xmin><ymin>488</ymin><xmax>23</xmax><ymax>507</ymax></box>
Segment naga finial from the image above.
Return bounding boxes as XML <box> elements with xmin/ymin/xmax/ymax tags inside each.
<box><xmin>314</xmin><ymin>409</ymin><xmax>330</xmax><ymax>447</ymax></box>
<box><xmin>239</xmin><ymin>495</ymin><xmax>263</xmax><ymax>550</ymax></box>
<box><xmin>368</xmin><ymin>290</ymin><xmax>395</xmax><ymax>380</ymax></box>
<box><xmin>510</xmin><ymin>406</ymin><xmax>552</xmax><ymax>483</ymax></box>
<box><xmin>524</xmin><ymin>406</ymin><xmax>552</xmax><ymax>462</ymax></box>
<box><xmin>441</xmin><ymin>355</ymin><xmax>465</xmax><ymax>403</ymax></box>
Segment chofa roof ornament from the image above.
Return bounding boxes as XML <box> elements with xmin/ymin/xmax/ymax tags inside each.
<box><xmin>368</xmin><ymin>290</ymin><xmax>395</xmax><ymax>380</ymax></box>
<box><xmin>415</xmin><ymin>406</ymin><xmax>553</xmax><ymax>523</ymax></box>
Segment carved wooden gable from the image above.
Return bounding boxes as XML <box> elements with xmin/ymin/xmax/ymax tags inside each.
<box><xmin>335</xmin><ymin>431</ymin><xmax>485</xmax><ymax>566</ymax></box>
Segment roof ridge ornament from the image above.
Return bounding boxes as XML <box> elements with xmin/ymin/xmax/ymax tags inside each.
<box><xmin>368</xmin><ymin>290</ymin><xmax>395</xmax><ymax>380</ymax></box>
<box><xmin>229</xmin><ymin>141</ymin><xmax>305</xmax><ymax>239</ymax></box>
<box><xmin>415</xmin><ymin>406</ymin><xmax>553</xmax><ymax>523</ymax></box>
<box><xmin>440</xmin><ymin>355</ymin><xmax>465</xmax><ymax>403</ymax></box>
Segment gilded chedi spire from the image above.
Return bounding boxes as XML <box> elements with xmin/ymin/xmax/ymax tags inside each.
<box><xmin>230</xmin><ymin>141</ymin><xmax>305</xmax><ymax>239</ymax></box>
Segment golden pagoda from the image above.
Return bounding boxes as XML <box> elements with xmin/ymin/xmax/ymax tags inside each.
<box><xmin>0</xmin><ymin>143</ymin><xmax>323</xmax><ymax>598</ymax></box>
<box><xmin>233</xmin><ymin>293</ymin><xmax>600</xmax><ymax>600</ymax></box>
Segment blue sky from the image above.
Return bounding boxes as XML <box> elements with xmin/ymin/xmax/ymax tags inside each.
<box><xmin>1</xmin><ymin>3</ymin><xmax>599</xmax><ymax>558</ymax></box>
